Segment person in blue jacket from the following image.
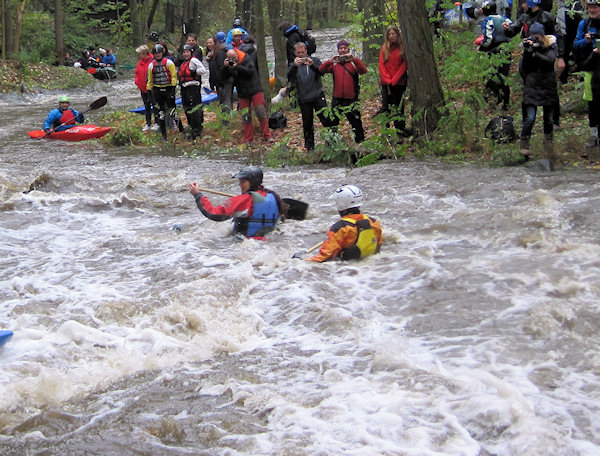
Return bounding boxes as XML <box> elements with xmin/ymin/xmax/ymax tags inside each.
<box><xmin>226</xmin><ymin>18</ymin><xmax>248</xmax><ymax>44</ymax></box>
<box><xmin>101</xmin><ymin>48</ymin><xmax>116</xmax><ymax>67</ymax></box>
<box><xmin>573</xmin><ymin>0</ymin><xmax>600</xmax><ymax>153</ymax></box>
<box><xmin>43</xmin><ymin>96</ymin><xmax>85</xmax><ymax>133</ymax></box>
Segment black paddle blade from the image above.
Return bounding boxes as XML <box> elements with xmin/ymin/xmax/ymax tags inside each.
<box><xmin>283</xmin><ymin>198</ymin><xmax>308</xmax><ymax>221</ymax></box>
<box><xmin>292</xmin><ymin>250</ymin><xmax>306</xmax><ymax>259</ymax></box>
<box><xmin>89</xmin><ymin>96</ymin><xmax>108</xmax><ymax>110</ymax></box>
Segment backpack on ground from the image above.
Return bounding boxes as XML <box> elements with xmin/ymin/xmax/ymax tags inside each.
<box><xmin>269</xmin><ymin>111</ymin><xmax>287</xmax><ymax>129</ymax></box>
<box><xmin>485</xmin><ymin>115</ymin><xmax>516</xmax><ymax>143</ymax></box>
<box><xmin>299</xmin><ymin>28</ymin><xmax>317</xmax><ymax>55</ymax></box>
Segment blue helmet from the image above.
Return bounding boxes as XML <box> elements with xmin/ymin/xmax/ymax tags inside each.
<box><xmin>526</xmin><ymin>0</ymin><xmax>541</xmax><ymax>8</ymax></box>
<box><xmin>216</xmin><ymin>31</ymin><xmax>226</xmax><ymax>43</ymax></box>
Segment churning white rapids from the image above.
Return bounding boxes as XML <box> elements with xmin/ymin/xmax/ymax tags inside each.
<box><xmin>1</xmin><ymin>83</ymin><xmax>600</xmax><ymax>455</ymax></box>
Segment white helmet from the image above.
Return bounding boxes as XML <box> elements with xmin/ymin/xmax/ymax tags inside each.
<box><xmin>330</xmin><ymin>185</ymin><xmax>363</xmax><ymax>211</ymax></box>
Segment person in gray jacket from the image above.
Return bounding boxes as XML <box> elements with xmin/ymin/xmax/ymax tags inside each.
<box><xmin>287</xmin><ymin>42</ymin><xmax>332</xmax><ymax>152</ymax></box>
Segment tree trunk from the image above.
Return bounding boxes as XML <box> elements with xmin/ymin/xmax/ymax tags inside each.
<box><xmin>253</xmin><ymin>0</ymin><xmax>271</xmax><ymax>102</ymax></box>
<box><xmin>129</xmin><ymin>0</ymin><xmax>142</xmax><ymax>46</ymax></box>
<box><xmin>357</xmin><ymin>0</ymin><xmax>383</xmax><ymax>65</ymax></box>
<box><xmin>267</xmin><ymin>0</ymin><xmax>286</xmax><ymax>88</ymax></box>
<box><xmin>242</xmin><ymin>0</ymin><xmax>253</xmax><ymax>34</ymax></box>
<box><xmin>1</xmin><ymin>0</ymin><xmax>5</xmax><ymax>60</ymax></box>
<box><xmin>397</xmin><ymin>0</ymin><xmax>444</xmax><ymax>139</ymax></box>
<box><xmin>11</xmin><ymin>0</ymin><xmax>27</xmax><ymax>55</ymax></box>
<box><xmin>54</xmin><ymin>0</ymin><xmax>64</xmax><ymax>65</ymax></box>
<box><xmin>166</xmin><ymin>1</ymin><xmax>175</xmax><ymax>33</ymax></box>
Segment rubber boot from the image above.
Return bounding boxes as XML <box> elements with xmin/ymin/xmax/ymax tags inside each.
<box><xmin>544</xmin><ymin>133</ymin><xmax>555</xmax><ymax>164</ymax></box>
<box><xmin>519</xmin><ymin>138</ymin><xmax>531</xmax><ymax>156</ymax></box>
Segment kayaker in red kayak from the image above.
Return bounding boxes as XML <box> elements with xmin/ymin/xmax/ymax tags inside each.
<box><xmin>43</xmin><ymin>96</ymin><xmax>85</xmax><ymax>134</ymax></box>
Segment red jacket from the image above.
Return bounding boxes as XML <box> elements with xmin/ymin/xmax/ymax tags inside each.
<box><xmin>319</xmin><ymin>57</ymin><xmax>367</xmax><ymax>100</ymax></box>
<box><xmin>378</xmin><ymin>46</ymin><xmax>407</xmax><ymax>87</ymax></box>
<box><xmin>135</xmin><ymin>54</ymin><xmax>153</xmax><ymax>93</ymax></box>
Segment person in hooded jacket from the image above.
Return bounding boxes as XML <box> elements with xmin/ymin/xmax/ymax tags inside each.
<box><xmin>226</xmin><ymin>18</ymin><xmax>249</xmax><ymax>44</ymax></box>
<box><xmin>278</xmin><ymin>21</ymin><xmax>304</xmax><ymax>65</ymax></box>
<box><xmin>213</xmin><ymin>32</ymin><xmax>234</xmax><ymax>124</ymax></box>
<box><xmin>221</xmin><ymin>47</ymin><xmax>272</xmax><ymax>143</ymax></box>
<box><xmin>479</xmin><ymin>1</ymin><xmax>513</xmax><ymax>110</ymax></box>
<box><xmin>518</xmin><ymin>22</ymin><xmax>559</xmax><ymax>157</ymax></box>
<box><xmin>573</xmin><ymin>0</ymin><xmax>600</xmax><ymax>154</ymax></box>
<box><xmin>189</xmin><ymin>166</ymin><xmax>286</xmax><ymax>239</ymax></box>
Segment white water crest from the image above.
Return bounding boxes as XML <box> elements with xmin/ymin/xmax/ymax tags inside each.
<box><xmin>1</xmin><ymin>45</ymin><xmax>600</xmax><ymax>456</ymax></box>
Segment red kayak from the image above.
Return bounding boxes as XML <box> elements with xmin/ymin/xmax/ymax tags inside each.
<box><xmin>28</xmin><ymin>125</ymin><xmax>111</xmax><ymax>142</ymax></box>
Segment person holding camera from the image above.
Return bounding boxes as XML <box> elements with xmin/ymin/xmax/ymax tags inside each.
<box><xmin>288</xmin><ymin>42</ymin><xmax>331</xmax><ymax>152</ymax></box>
<box><xmin>518</xmin><ymin>22</ymin><xmax>559</xmax><ymax>157</ymax></box>
<box><xmin>221</xmin><ymin>48</ymin><xmax>272</xmax><ymax>144</ymax></box>
<box><xmin>573</xmin><ymin>0</ymin><xmax>600</xmax><ymax>154</ymax></box>
<box><xmin>319</xmin><ymin>40</ymin><xmax>368</xmax><ymax>146</ymax></box>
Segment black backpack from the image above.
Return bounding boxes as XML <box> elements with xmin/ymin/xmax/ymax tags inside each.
<box><xmin>269</xmin><ymin>111</ymin><xmax>287</xmax><ymax>129</ymax></box>
<box><xmin>485</xmin><ymin>115</ymin><xmax>516</xmax><ymax>143</ymax></box>
<box><xmin>298</xmin><ymin>28</ymin><xmax>317</xmax><ymax>55</ymax></box>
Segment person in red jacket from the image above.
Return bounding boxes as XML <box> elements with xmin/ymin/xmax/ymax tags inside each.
<box><xmin>134</xmin><ymin>44</ymin><xmax>158</xmax><ymax>132</ymax></box>
<box><xmin>378</xmin><ymin>25</ymin><xmax>409</xmax><ymax>137</ymax></box>
<box><xmin>319</xmin><ymin>40</ymin><xmax>368</xmax><ymax>144</ymax></box>
<box><xmin>189</xmin><ymin>166</ymin><xmax>286</xmax><ymax>239</ymax></box>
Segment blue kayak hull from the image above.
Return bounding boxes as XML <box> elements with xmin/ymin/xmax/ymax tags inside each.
<box><xmin>0</xmin><ymin>330</ymin><xmax>13</xmax><ymax>347</ymax></box>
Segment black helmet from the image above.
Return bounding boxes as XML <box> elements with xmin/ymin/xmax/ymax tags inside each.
<box><xmin>183</xmin><ymin>44</ymin><xmax>193</xmax><ymax>52</ymax></box>
<box><xmin>482</xmin><ymin>0</ymin><xmax>497</xmax><ymax>15</ymax></box>
<box><xmin>233</xmin><ymin>17</ymin><xmax>243</xmax><ymax>27</ymax></box>
<box><xmin>153</xmin><ymin>44</ymin><xmax>164</xmax><ymax>55</ymax></box>
<box><xmin>233</xmin><ymin>166</ymin><xmax>263</xmax><ymax>189</ymax></box>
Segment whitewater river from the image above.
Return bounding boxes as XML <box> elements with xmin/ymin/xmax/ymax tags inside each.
<box><xmin>1</xmin><ymin>33</ymin><xmax>600</xmax><ymax>455</ymax></box>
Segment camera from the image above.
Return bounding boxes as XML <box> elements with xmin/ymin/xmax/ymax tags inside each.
<box><xmin>228</xmin><ymin>60</ymin><xmax>235</xmax><ymax>66</ymax></box>
<box><xmin>338</xmin><ymin>55</ymin><xmax>350</xmax><ymax>63</ymax></box>
<box><xmin>523</xmin><ymin>37</ymin><xmax>540</xmax><ymax>49</ymax></box>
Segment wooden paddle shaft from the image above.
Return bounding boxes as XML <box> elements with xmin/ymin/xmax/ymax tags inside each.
<box><xmin>306</xmin><ymin>241</ymin><xmax>324</xmax><ymax>253</ymax></box>
<box><xmin>195</xmin><ymin>186</ymin><xmax>236</xmax><ymax>198</ymax></box>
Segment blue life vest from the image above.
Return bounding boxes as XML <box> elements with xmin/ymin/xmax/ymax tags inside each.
<box><xmin>246</xmin><ymin>192</ymin><xmax>278</xmax><ymax>237</ymax></box>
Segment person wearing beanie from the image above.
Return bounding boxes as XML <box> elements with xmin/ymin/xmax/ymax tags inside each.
<box><xmin>518</xmin><ymin>22</ymin><xmax>559</xmax><ymax>159</ymax></box>
<box><xmin>319</xmin><ymin>40</ymin><xmax>368</xmax><ymax>151</ymax></box>
<box><xmin>504</xmin><ymin>0</ymin><xmax>565</xmax><ymax>89</ymax></box>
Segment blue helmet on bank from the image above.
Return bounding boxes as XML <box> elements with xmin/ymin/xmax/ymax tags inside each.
<box><xmin>526</xmin><ymin>0</ymin><xmax>541</xmax><ymax>8</ymax></box>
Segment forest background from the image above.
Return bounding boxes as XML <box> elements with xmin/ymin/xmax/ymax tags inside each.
<box><xmin>0</xmin><ymin>0</ymin><xmax>596</xmax><ymax>168</ymax></box>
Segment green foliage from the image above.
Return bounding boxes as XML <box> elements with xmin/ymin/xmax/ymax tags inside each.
<box><xmin>100</xmin><ymin>110</ymin><xmax>154</xmax><ymax>146</ymax></box>
<box><xmin>21</xmin><ymin>12</ymin><xmax>56</xmax><ymax>61</ymax></box>
<box><xmin>263</xmin><ymin>137</ymin><xmax>316</xmax><ymax>167</ymax></box>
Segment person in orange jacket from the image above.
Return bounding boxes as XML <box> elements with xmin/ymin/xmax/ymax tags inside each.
<box><xmin>309</xmin><ymin>185</ymin><xmax>382</xmax><ymax>262</ymax></box>
<box><xmin>378</xmin><ymin>25</ymin><xmax>409</xmax><ymax>137</ymax></box>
